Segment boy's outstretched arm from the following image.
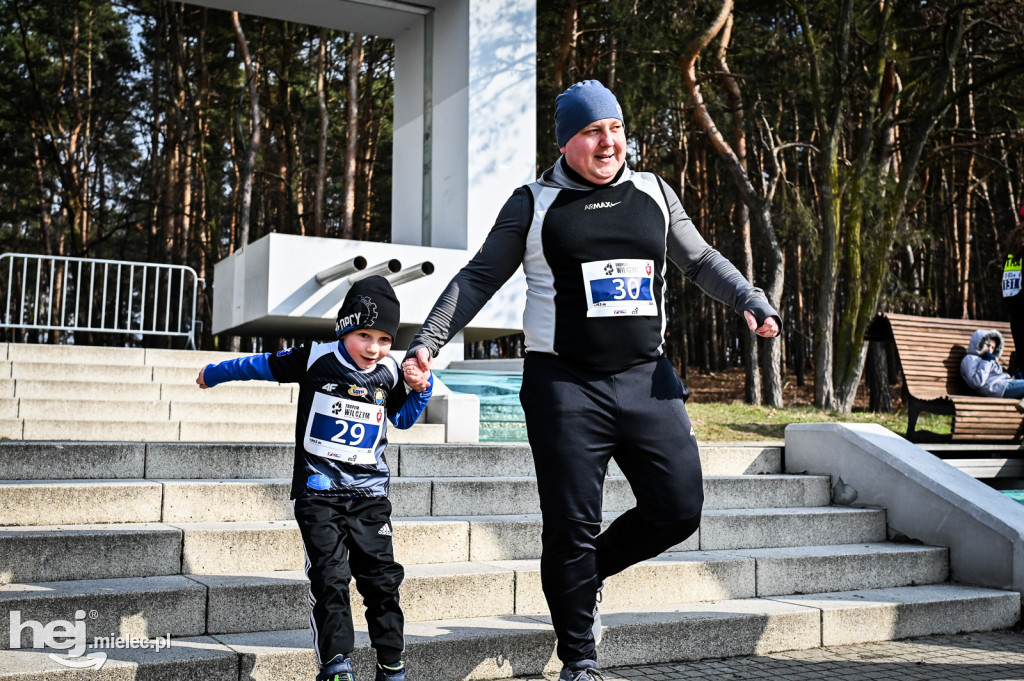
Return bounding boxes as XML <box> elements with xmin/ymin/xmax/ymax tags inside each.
<box><xmin>196</xmin><ymin>354</ymin><xmax>276</xmax><ymax>389</ymax></box>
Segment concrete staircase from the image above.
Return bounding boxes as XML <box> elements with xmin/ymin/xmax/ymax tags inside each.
<box><xmin>0</xmin><ymin>343</ymin><xmax>445</xmax><ymax>444</ymax></box>
<box><xmin>0</xmin><ymin>344</ymin><xmax>1019</xmax><ymax>680</ymax></box>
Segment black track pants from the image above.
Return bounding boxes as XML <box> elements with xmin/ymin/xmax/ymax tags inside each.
<box><xmin>520</xmin><ymin>353</ymin><xmax>704</xmax><ymax>664</ymax></box>
<box><xmin>294</xmin><ymin>495</ymin><xmax>405</xmax><ymax>666</ymax></box>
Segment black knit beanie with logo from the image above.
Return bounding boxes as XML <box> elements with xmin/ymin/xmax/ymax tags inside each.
<box><xmin>335</xmin><ymin>275</ymin><xmax>400</xmax><ymax>339</ymax></box>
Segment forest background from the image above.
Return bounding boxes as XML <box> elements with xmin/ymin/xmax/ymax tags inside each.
<box><xmin>2</xmin><ymin>0</ymin><xmax>1024</xmax><ymax>413</ymax></box>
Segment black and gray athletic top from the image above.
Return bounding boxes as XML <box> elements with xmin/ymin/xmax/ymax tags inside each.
<box><xmin>410</xmin><ymin>158</ymin><xmax>779</xmax><ymax>373</ymax></box>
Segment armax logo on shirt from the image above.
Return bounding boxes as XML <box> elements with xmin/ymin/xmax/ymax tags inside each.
<box><xmin>584</xmin><ymin>201</ymin><xmax>622</xmax><ymax>210</ymax></box>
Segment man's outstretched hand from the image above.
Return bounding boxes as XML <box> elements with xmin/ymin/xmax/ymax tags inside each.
<box><xmin>744</xmin><ymin>310</ymin><xmax>780</xmax><ymax>338</ymax></box>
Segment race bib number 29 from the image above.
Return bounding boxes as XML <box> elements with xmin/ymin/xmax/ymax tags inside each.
<box><xmin>304</xmin><ymin>392</ymin><xmax>384</xmax><ymax>465</ymax></box>
<box><xmin>581</xmin><ymin>259</ymin><xmax>657</xmax><ymax>317</ymax></box>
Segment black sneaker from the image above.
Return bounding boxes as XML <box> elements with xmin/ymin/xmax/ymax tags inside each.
<box><xmin>374</xmin><ymin>661</ymin><xmax>406</xmax><ymax>681</ymax></box>
<box><xmin>558</xmin><ymin>659</ymin><xmax>604</xmax><ymax>681</ymax></box>
<box><xmin>316</xmin><ymin>654</ymin><xmax>356</xmax><ymax>681</ymax></box>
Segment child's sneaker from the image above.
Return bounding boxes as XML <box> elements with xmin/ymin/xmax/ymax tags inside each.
<box><xmin>316</xmin><ymin>654</ymin><xmax>356</xmax><ymax>681</ymax></box>
<box><xmin>374</xmin><ymin>661</ymin><xmax>406</xmax><ymax>681</ymax></box>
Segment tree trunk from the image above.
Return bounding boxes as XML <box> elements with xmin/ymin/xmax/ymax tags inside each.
<box><xmin>341</xmin><ymin>34</ymin><xmax>363</xmax><ymax>239</ymax></box>
<box><xmin>314</xmin><ymin>28</ymin><xmax>329</xmax><ymax>237</ymax></box>
<box><xmin>678</xmin><ymin>0</ymin><xmax>784</xmax><ymax>405</ymax></box>
<box><xmin>552</xmin><ymin>0</ymin><xmax>577</xmax><ymax>90</ymax></box>
<box><xmin>867</xmin><ymin>340</ymin><xmax>894</xmax><ymax>412</ymax></box>
<box><xmin>231</xmin><ymin>11</ymin><xmax>261</xmax><ymax>249</ymax></box>
<box><xmin>794</xmin><ymin>0</ymin><xmax>853</xmax><ymax>410</ymax></box>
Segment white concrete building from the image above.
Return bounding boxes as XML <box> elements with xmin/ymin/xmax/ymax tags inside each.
<box><xmin>198</xmin><ymin>0</ymin><xmax>537</xmax><ymax>363</ymax></box>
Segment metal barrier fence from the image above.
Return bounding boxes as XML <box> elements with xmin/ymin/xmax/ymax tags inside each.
<box><xmin>0</xmin><ymin>253</ymin><xmax>203</xmax><ymax>349</ymax></box>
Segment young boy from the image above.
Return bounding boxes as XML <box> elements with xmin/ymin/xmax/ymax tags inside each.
<box><xmin>197</xmin><ymin>275</ymin><xmax>432</xmax><ymax>681</ymax></box>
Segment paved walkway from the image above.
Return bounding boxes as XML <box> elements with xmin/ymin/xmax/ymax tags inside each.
<box><xmin>517</xmin><ymin>630</ymin><xmax>1024</xmax><ymax>680</ymax></box>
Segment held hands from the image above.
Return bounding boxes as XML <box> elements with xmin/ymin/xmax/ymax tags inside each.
<box><xmin>196</xmin><ymin>366</ymin><xmax>209</xmax><ymax>389</ymax></box>
<box><xmin>402</xmin><ymin>347</ymin><xmax>433</xmax><ymax>393</ymax></box>
<box><xmin>744</xmin><ymin>310</ymin><xmax>781</xmax><ymax>338</ymax></box>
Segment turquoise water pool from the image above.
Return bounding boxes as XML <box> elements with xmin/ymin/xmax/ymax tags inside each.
<box><xmin>434</xmin><ymin>369</ymin><xmax>526</xmax><ymax>442</ymax></box>
<box><xmin>1002</xmin><ymin>490</ymin><xmax>1024</xmax><ymax>505</ymax></box>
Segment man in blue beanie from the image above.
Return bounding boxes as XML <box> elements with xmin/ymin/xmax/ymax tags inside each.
<box><xmin>405</xmin><ymin>80</ymin><xmax>780</xmax><ymax>681</ymax></box>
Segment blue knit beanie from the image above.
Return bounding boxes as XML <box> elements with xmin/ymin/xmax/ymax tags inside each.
<box><xmin>554</xmin><ymin>80</ymin><xmax>624</xmax><ymax>148</ymax></box>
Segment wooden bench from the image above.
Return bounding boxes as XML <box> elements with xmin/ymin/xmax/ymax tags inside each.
<box><xmin>866</xmin><ymin>312</ymin><xmax>1024</xmax><ymax>442</ymax></box>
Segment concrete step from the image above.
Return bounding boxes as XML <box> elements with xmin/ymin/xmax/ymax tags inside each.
<box><xmin>11</xmin><ymin>398</ymin><xmax>171</xmax><ymax>421</ymax></box>
<box><xmin>10</xmin><ymin>362</ymin><xmax>154</xmax><ymax>383</ymax></box>
<box><xmin>9</xmin><ymin>379</ymin><xmax>162</xmax><ymax>401</ymax></box>
<box><xmin>158</xmin><ymin>478</ymin><xmax>430</xmax><ymax>523</ymax></box>
<box><xmin>172</xmin><ymin>507</ymin><xmax>885</xmax><ymax>575</ymax></box>
<box><xmin>175</xmin><ymin>518</ymin><xmax>470</xmax><ymax>574</ymax></box>
<box><xmin>4</xmin><ymin>379</ymin><xmax>294</xmax><ymax>404</ymax></box>
<box><xmin>481</xmin><ymin>543</ymin><xmax>949</xmax><ymax>616</ymax></box>
<box><xmin>728</xmin><ymin>542</ymin><xmax>950</xmax><ymax>596</ymax></box>
<box><xmin>6</xmin><ymin>343</ymin><xmax>147</xmax><ymax>366</ymax></box>
<box><xmin>177</xmin><ymin>420</ymin><xmax>293</xmax><ymax>442</ymax></box>
<box><xmin>395</xmin><ymin>443</ymin><xmax>783</xmax><ymax>477</ymax></box>
<box><xmin>243</xmin><ymin>585</ymin><xmax>1018</xmax><ymax>681</ymax></box>
<box><xmin>0</xmin><ymin>480</ymin><xmax>164</xmax><ymax>526</ymax></box>
<box><xmin>0</xmin><ymin>442</ymin><xmax>286</xmax><ymax>480</ymax></box>
<box><xmin>0</xmin><ymin>474</ymin><xmax>830</xmax><ymax>526</ymax></box>
<box><xmin>0</xmin><ymin>420</ymin><xmax>21</xmax><ymax>439</ymax></box>
<box><xmin>154</xmin><ymin>365</ymin><xmax>211</xmax><ymax>384</ymax></box>
<box><xmin>1</xmin><ymin>575</ymin><xmax>206</xmax><ymax>650</ymax></box>
<box><xmin>0</xmin><ymin>442</ymin><xmax>147</xmax><ymax>480</ymax></box>
<box><xmin>0</xmin><ymin>524</ymin><xmax>182</xmax><ymax>585</ymax></box>
<box><xmin>698</xmin><ymin>506</ymin><xmax>886</xmax><ymax>551</ymax></box>
<box><xmin>144</xmin><ymin>348</ymin><xmax>250</xmax><ymax>368</ymax></box>
<box><xmin>0</xmin><ymin>441</ymin><xmax>782</xmax><ymax>478</ymax></box>
<box><xmin>0</xmin><ymin>544</ymin><xmax>952</xmax><ymax>645</ymax></box>
<box><xmin>1</xmin><ymin>584</ymin><xmax>1008</xmax><ymax>681</ymax></box>
<box><xmin>146</xmin><ymin>443</ymin><xmax>292</xmax><ymax>480</ymax></box>
<box><xmin>2</xmin><ymin>420</ymin><xmax>446</xmax><ymax>443</ymax></box>
<box><xmin>169</xmin><ymin>401</ymin><xmax>295</xmax><ymax>423</ymax></box>
<box><xmin>422</xmin><ymin>474</ymin><xmax>829</xmax><ymax>517</ymax></box>
<box><xmin>19</xmin><ymin>419</ymin><xmax>181</xmax><ymax>441</ymax></box>
<box><xmin>0</xmin><ymin>634</ymin><xmax>236</xmax><ymax>679</ymax></box>
<box><xmin>160</xmin><ymin>382</ymin><xmax>295</xmax><ymax>404</ymax></box>
<box><xmin>187</xmin><ymin>562</ymin><xmax>521</xmax><ymax>635</ymax></box>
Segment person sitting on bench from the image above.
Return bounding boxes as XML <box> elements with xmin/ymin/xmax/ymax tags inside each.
<box><xmin>960</xmin><ymin>329</ymin><xmax>1024</xmax><ymax>409</ymax></box>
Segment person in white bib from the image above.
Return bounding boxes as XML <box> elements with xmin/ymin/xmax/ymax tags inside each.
<box><xmin>198</xmin><ymin>275</ymin><xmax>431</xmax><ymax>681</ymax></box>
<box><xmin>402</xmin><ymin>80</ymin><xmax>780</xmax><ymax>681</ymax></box>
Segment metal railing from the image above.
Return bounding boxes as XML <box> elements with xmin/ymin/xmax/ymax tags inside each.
<box><xmin>0</xmin><ymin>253</ymin><xmax>204</xmax><ymax>349</ymax></box>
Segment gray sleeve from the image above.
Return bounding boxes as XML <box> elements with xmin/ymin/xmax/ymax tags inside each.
<box><xmin>407</xmin><ymin>188</ymin><xmax>532</xmax><ymax>359</ymax></box>
<box><xmin>660</xmin><ymin>177</ymin><xmax>780</xmax><ymax>327</ymax></box>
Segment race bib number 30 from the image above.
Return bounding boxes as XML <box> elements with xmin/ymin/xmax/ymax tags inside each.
<box><xmin>304</xmin><ymin>392</ymin><xmax>384</xmax><ymax>465</ymax></box>
<box><xmin>581</xmin><ymin>259</ymin><xmax>657</xmax><ymax>317</ymax></box>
